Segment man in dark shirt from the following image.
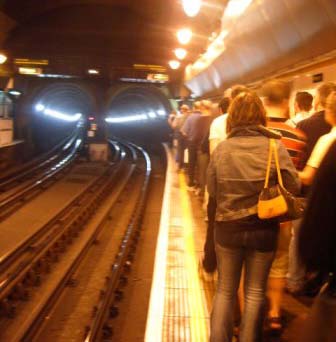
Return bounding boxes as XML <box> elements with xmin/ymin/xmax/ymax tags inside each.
<box><xmin>297</xmin><ymin>82</ymin><xmax>336</xmax><ymax>162</ymax></box>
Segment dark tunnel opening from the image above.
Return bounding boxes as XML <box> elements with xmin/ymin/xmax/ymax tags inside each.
<box><xmin>17</xmin><ymin>82</ymin><xmax>96</xmax><ymax>155</ymax></box>
<box><xmin>105</xmin><ymin>85</ymin><xmax>172</xmax><ymax>147</ymax></box>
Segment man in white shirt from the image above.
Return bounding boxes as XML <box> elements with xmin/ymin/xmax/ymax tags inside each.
<box><xmin>300</xmin><ymin>91</ymin><xmax>336</xmax><ymax>185</ymax></box>
<box><xmin>286</xmin><ymin>91</ymin><xmax>313</xmax><ymax>128</ymax></box>
<box><xmin>209</xmin><ymin>85</ymin><xmax>248</xmax><ymax>154</ymax></box>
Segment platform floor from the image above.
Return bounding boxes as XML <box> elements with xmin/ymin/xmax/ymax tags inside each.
<box><xmin>145</xmin><ymin>148</ymin><xmax>313</xmax><ymax>342</ymax></box>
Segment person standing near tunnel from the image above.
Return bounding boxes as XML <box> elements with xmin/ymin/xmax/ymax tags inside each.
<box><xmin>168</xmin><ymin>104</ymin><xmax>190</xmax><ymax>170</ymax></box>
<box><xmin>181</xmin><ymin>101</ymin><xmax>202</xmax><ymax>187</ymax></box>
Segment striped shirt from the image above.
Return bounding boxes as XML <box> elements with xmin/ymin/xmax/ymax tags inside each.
<box><xmin>267</xmin><ymin>118</ymin><xmax>307</xmax><ymax>171</ymax></box>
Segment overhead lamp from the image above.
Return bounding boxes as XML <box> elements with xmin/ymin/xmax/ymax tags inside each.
<box><xmin>182</xmin><ymin>0</ymin><xmax>201</xmax><ymax>17</ymax></box>
<box><xmin>8</xmin><ymin>90</ymin><xmax>21</xmax><ymax>96</ymax></box>
<box><xmin>174</xmin><ymin>48</ymin><xmax>187</xmax><ymax>60</ymax></box>
<box><xmin>224</xmin><ymin>0</ymin><xmax>253</xmax><ymax>18</ymax></box>
<box><xmin>177</xmin><ymin>28</ymin><xmax>192</xmax><ymax>45</ymax></box>
<box><xmin>168</xmin><ymin>60</ymin><xmax>180</xmax><ymax>70</ymax></box>
<box><xmin>88</xmin><ymin>69</ymin><xmax>99</xmax><ymax>75</ymax></box>
<box><xmin>0</xmin><ymin>53</ymin><xmax>7</xmax><ymax>64</ymax></box>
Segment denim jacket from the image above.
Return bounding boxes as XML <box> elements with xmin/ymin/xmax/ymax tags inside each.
<box><xmin>207</xmin><ymin>125</ymin><xmax>300</xmax><ymax>222</ymax></box>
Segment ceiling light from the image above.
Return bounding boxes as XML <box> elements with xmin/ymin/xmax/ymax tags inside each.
<box><xmin>88</xmin><ymin>69</ymin><xmax>99</xmax><ymax>75</ymax></box>
<box><xmin>182</xmin><ymin>0</ymin><xmax>201</xmax><ymax>17</ymax></box>
<box><xmin>177</xmin><ymin>28</ymin><xmax>192</xmax><ymax>45</ymax></box>
<box><xmin>169</xmin><ymin>60</ymin><xmax>181</xmax><ymax>70</ymax></box>
<box><xmin>224</xmin><ymin>0</ymin><xmax>253</xmax><ymax>18</ymax></box>
<box><xmin>19</xmin><ymin>67</ymin><xmax>42</xmax><ymax>75</ymax></box>
<box><xmin>174</xmin><ymin>48</ymin><xmax>187</xmax><ymax>60</ymax></box>
<box><xmin>0</xmin><ymin>54</ymin><xmax>7</xmax><ymax>64</ymax></box>
<box><xmin>8</xmin><ymin>90</ymin><xmax>21</xmax><ymax>96</ymax></box>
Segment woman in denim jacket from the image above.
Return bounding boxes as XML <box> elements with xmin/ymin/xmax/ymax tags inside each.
<box><xmin>208</xmin><ymin>92</ymin><xmax>300</xmax><ymax>342</ymax></box>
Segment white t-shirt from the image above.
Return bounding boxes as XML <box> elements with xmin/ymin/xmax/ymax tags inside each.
<box><xmin>307</xmin><ymin>127</ymin><xmax>336</xmax><ymax>168</ymax></box>
<box><xmin>286</xmin><ymin>111</ymin><xmax>311</xmax><ymax>128</ymax></box>
<box><xmin>209</xmin><ymin>113</ymin><xmax>228</xmax><ymax>143</ymax></box>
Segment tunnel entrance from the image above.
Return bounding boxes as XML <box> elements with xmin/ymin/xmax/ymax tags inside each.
<box><xmin>105</xmin><ymin>84</ymin><xmax>172</xmax><ymax>146</ymax></box>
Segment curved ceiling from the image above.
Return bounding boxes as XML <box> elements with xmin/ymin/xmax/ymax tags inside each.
<box><xmin>185</xmin><ymin>0</ymin><xmax>336</xmax><ymax>97</ymax></box>
<box><xmin>1</xmin><ymin>0</ymin><xmax>224</xmax><ymax>78</ymax></box>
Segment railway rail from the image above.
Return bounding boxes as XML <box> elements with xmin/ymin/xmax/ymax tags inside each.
<box><xmin>0</xmin><ymin>140</ymin><xmax>152</xmax><ymax>342</ymax></box>
<box><xmin>0</xmin><ymin>132</ymin><xmax>82</xmax><ymax>221</ymax></box>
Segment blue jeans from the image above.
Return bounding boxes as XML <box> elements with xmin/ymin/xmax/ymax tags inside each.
<box><xmin>210</xmin><ymin>243</ymin><xmax>275</xmax><ymax>342</ymax></box>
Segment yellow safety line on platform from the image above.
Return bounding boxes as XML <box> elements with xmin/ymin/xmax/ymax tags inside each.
<box><xmin>179</xmin><ymin>172</ymin><xmax>208</xmax><ymax>341</ymax></box>
<box><xmin>145</xmin><ymin>145</ymin><xmax>171</xmax><ymax>342</ymax></box>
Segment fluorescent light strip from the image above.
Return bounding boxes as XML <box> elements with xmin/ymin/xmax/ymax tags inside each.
<box><xmin>224</xmin><ymin>0</ymin><xmax>253</xmax><ymax>18</ymax></box>
<box><xmin>105</xmin><ymin>114</ymin><xmax>148</xmax><ymax>123</ymax></box>
<box><xmin>145</xmin><ymin>144</ymin><xmax>172</xmax><ymax>341</ymax></box>
<box><xmin>35</xmin><ymin>103</ymin><xmax>82</xmax><ymax>122</ymax></box>
<box><xmin>44</xmin><ymin>108</ymin><xmax>82</xmax><ymax>122</ymax></box>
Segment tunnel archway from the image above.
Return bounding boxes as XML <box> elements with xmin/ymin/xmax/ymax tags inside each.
<box><xmin>105</xmin><ymin>84</ymin><xmax>172</xmax><ymax>144</ymax></box>
<box><xmin>19</xmin><ymin>82</ymin><xmax>96</xmax><ymax>154</ymax></box>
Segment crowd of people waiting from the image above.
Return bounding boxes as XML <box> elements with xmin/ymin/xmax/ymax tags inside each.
<box><xmin>168</xmin><ymin>80</ymin><xmax>336</xmax><ymax>342</ymax></box>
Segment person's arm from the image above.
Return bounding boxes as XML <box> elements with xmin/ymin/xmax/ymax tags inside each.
<box><xmin>207</xmin><ymin>152</ymin><xmax>217</xmax><ymax>199</ymax></box>
<box><xmin>180</xmin><ymin>116</ymin><xmax>191</xmax><ymax>138</ymax></box>
<box><xmin>277</xmin><ymin>141</ymin><xmax>301</xmax><ymax>195</ymax></box>
<box><xmin>299</xmin><ymin>135</ymin><xmax>331</xmax><ymax>185</ymax></box>
<box><xmin>209</xmin><ymin>138</ymin><xmax>221</xmax><ymax>155</ymax></box>
<box><xmin>167</xmin><ymin>114</ymin><xmax>176</xmax><ymax>128</ymax></box>
<box><xmin>299</xmin><ymin>166</ymin><xmax>316</xmax><ymax>185</ymax></box>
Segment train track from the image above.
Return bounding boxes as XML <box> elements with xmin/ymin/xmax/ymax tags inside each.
<box><xmin>0</xmin><ymin>133</ymin><xmax>82</xmax><ymax>221</ymax></box>
<box><xmin>0</xmin><ymin>140</ymin><xmax>151</xmax><ymax>342</ymax></box>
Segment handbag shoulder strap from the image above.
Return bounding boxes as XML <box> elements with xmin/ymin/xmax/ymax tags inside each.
<box><xmin>264</xmin><ymin>139</ymin><xmax>273</xmax><ymax>188</ymax></box>
<box><xmin>264</xmin><ymin>139</ymin><xmax>284</xmax><ymax>188</ymax></box>
<box><xmin>272</xmin><ymin>139</ymin><xmax>284</xmax><ymax>187</ymax></box>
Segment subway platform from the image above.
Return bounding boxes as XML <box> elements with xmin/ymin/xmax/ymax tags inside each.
<box><xmin>145</xmin><ymin>147</ymin><xmax>312</xmax><ymax>342</ymax></box>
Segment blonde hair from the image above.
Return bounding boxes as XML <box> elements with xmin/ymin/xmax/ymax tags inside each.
<box><xmin>319</xmin><ymin>83</ymin><xmax>336</xmax><ymax>108</ymax></box>
<box><xmin>201</xmin><ymin>99</ymin><xmax>212</xmax><ymax>110</ymax></box>
<box><xmin>326</xmin><ymin>91</ymin><xmax>336</xmax><ymax>115</ymax></box>
<box><xmin>227</xmin><ymin>91</ymin><xmax>267</xmax><ymax>133</ymax></box>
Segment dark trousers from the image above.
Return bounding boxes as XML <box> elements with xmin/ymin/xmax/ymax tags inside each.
<box><xmin>187</xmin><ymin>143</ymin><xmax>198</xmax><ymax>186</ymax></box>
<box><xmin>177</xmin><ymin>134</ymin><xmax>186</xmax><ymax>168</ymax></box>
<box><xmin>203</xmin><ymin>196</ymin><xmax>217</xmax><ymax>272</ymax></box>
